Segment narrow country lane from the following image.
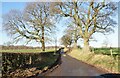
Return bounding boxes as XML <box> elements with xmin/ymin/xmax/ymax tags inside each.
<box><xmin>46</xmin><ymin>54</ymin><xmax>106</xmax><ymax>76</ymax></box>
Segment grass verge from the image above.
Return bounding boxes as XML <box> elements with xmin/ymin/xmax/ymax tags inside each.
<box><xmin>68</xmin><ymin>49</ymin><xmax>119</xmax><ymax>73</ymax></box>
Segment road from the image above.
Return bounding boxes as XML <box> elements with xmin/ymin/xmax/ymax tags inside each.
<box><xmin>46</xmin><ymin>54</ymin><xmax>107</xmax><ymax>76</ymax></box>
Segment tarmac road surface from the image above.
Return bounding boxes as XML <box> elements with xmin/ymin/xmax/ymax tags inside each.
<box><xmin>46</xmin><ymin>54</ymin><xmax>107</xmax><ymax>77</ymax></box>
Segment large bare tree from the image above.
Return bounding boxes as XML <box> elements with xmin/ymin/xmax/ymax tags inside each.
<box><xmin>61</xmin><ymin>34</ymin><xmax>73</xmax><ymax>48</ymax></box>
<box><xmin>3</xmin><ymin>2</ymin><xmax>55</xmax><ymax>51</ymax></box>
<box><xmin>65</xmin><ymin>23</ymin><xmax>81</xmax><ymax>48</ymax></box>
<box><xmin>51</xmin><ymin>1</ymin><xmax>117</xmax><ymax>52</ymax></box>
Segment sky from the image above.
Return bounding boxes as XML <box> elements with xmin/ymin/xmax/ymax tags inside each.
<box><xmin>0</xmin><ymin>1</ymin><xmax>119</xmax><ymax>48</ymax></box>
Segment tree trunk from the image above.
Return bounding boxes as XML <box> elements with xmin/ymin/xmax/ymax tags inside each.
<box><xmin>83</xmin><ymin>38</ymin><xmax>90</xmax><ymax>52</ymax></box>
<box><xmin>42</xmin><ymin>26</ymin><xmax>45</xmax><ymax>51</ymax></box>
<box><xmin>73</xmin><ymin>41</ymin><xmax>77</xmax><ymax>49</ymax></box>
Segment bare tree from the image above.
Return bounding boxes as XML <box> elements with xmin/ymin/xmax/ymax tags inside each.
<box><xmin>51</xmin><ymin>1</ymin><xmax>117</xmax><ymax>52</ymax></box>
<box><xmin>102</xmin><ymin>37</ymin><xmax>109</xmax><ymax>48</ymax></box>
<box><xmin>65</xmin><ymin>23</ymin><xmax>81</xmax><ymax>48</ymax></box>
<box><xmin>102</xmin><ymin>40</ymin><xmax>108</xmax><ymax>47</ymax></box>
<box><xmin>61</xmin><ymin>34</ymin><xmax>73</xmax><ymax>48</ymax></box>
<box><xmin>3</xmin><ymin>2</ymin><xmax>55</xmax><ymax>51</ymax></box>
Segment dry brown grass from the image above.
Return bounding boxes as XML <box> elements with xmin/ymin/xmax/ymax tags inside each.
<box><xmin>68</xmin><ymin>49</ymin><xmax>119</xmax><ymax>73</ymax></box>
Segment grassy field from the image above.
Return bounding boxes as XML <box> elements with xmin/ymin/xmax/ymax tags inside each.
<box><xmin>92</xmin><ymin>48</ymin><xmax>118</xmax><ymax>55</ymax></box>
<box><xmin>68</xmin><ymin>49</ymin><xmax>119</xmax><ymax>73</ymax></box>
<box><xmin>0</xmin><ymin>48</ymin><xmax>56</xmax><ymax>53</ymax></box>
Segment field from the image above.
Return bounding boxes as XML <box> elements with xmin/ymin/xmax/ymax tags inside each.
<box><xmin>92</xmin><ymin>48</ymin><xmax>118</xmax><ymax>55</ymax></box>
<box><xmin>92</xmin><ymin>48</ymin><xmax>119</xmax><ymax>60</ymax></box>
<box><xmin>0</xmin><ymin>48</ymin><xmax>55</xmax><ymax>53</ymax></box>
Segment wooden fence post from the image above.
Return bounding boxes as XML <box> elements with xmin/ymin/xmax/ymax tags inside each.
<box><xmin>29</xmin><ymin>55</ymin><xmax>32</xmax><ymax>64</ymax></box>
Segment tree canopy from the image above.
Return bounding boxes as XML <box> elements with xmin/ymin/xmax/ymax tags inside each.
<box><xmin>51</xmin><ymin>1</ymin><xmax>117</xmax><ymax>52</ymax></box>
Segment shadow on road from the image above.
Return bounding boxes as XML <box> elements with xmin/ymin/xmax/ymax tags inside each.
<box><xmin>43</xmin><ymin>74</ymin><xmax>120</xmax><ymax>78</ymax></box>
<box><xmin>98</xmin><ymin>73</ymin><xmax>120</xmax><ymax>78</ymax></box>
